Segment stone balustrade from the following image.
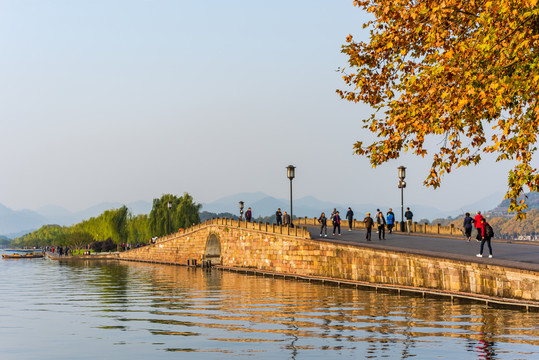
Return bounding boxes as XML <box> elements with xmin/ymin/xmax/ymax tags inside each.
<box><xmin>295</xmin><ymin>217</ymin><xmax>464</xmax><ymax>236</ymax></box>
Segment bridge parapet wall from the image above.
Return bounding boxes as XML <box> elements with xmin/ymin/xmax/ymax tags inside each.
<box><xmin>295</xmin><ymin>218</ymin><xmax>463</xmax><ymax>236</ymax></box>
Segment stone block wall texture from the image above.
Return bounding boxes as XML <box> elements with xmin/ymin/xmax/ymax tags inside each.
<box><xmin>119</xmin><ymin>219</ymin><xmax>539</xmax><ymax>302</ymax></box>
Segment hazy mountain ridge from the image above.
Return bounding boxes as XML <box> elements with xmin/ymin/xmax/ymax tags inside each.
<box><xmin>489</xmin><ymin>192</ymin><xmax>539</xmax><ymax>215</ymax></box>
<box><xmin>0</xmin><ymin>191</ymin><xmax>505</xmax><ymax>238</ymax></box>
<box><xmin>201</xmin><ymin>192</ymin><xmax>503</xmax><ymax>222</ymax></box>
<box><xmin>0</xmin><ymin>201</ymin><xmax>153</xmax><ymax>238</ymax></box>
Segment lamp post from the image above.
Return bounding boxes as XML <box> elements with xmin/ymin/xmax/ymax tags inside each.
<box><xmin>398</xmin><ymin>166</ymin><xmax>406</xmax><ymax>232</ymax></box>
<box><xmin>239</xmin><ymin>201</ymin><xmax>244</xmax><ymax>221</ymax></box>
<box><xmin>286</xmin><ymin>165</ymin><xmax>296</xmax><ymax>227</ymax></box>
<box><xmin>167</xmin><ymin>200</ymin><xmax>173</xmax><ymax>235</ymax></box>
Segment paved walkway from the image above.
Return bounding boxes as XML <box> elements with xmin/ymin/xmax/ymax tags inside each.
<box><xmin>305</xmin><ymin>225</ymin><xmax>539</xmax><ymax>272</ymax></box>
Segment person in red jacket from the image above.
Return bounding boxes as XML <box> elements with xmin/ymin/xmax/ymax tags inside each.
<box><xmin>474</xmin><ymin>211</ymin><xmax>484</xmax><ymax>242</ymax></box>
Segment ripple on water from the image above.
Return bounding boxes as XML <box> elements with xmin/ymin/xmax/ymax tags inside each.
<box><xmin>0</xmin><ymin>255</ymin><xmax>538</xmax><ymax>359</ymax></box>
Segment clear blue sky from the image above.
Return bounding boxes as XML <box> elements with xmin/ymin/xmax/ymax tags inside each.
<box><xmin>0</xmin><ymin>1</ymin><xmax>514</xmax><ymax>212</ymax></box>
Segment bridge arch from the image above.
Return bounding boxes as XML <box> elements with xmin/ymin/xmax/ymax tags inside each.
<box><xmin>205</xmin><ymin>233</ymin><xmax>221</xmax><ymax>264</ymax></box>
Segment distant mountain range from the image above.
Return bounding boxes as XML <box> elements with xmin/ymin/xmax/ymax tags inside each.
<box><xmin>489</xmin><ymin>192</ymin><xmax>539</xmax><ymax>215</ymax></box>
<box><xmin>0</xmin><ymin>191</ymin><xmax>508</xmax><ymax>239</ymax></box>
<box><xmin>0</xmin><ymin>201</ymin><xmax>153</xmax><ymax>239</ymax></box>
<box><xmin>200</xmin><ymin>191</ymin><xmax>505</xmax><ymax>222</ymax></box>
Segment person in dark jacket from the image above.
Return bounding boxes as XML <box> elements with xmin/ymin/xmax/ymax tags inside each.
<box><xmin>283</xmin><ymin>211</ymin><xmax>290</xmax><ymax>226</ymax></box>
<box><xmin>364</xmin><ymin>213</ymin><xmax>374</xmax><ymax>241</ymax></box>
<box><xmin>377</xmin><ymin>212</ymin><xmax>386</xmax><ymax>240</ymax></box>
<box><xmin>463</xmin><ymin>212</ymin><xmax>474</xmax><ymax>242</ymax></box>
<box><xmin>276</xmin><ymin>208</ymin><xmax>283</xmax><ymax>226</ymax></box>
<box><xmin>404</xmin><ymin>207</ymin><xmax>413</xmax><ymax>232</ymax></box>
<box><xmin>245</xmin><ymin>208</ymin><xmax>252</xmax><ymax>222</ymax></box>
<box><xmin>332</xmin><ymin>211</ymin><xmax>341</xmax><ymax>236</ymax></box>
<box><xmin>346</xmin><ymin>207</ymin><xmax>354</xmax><ymax>231</ymax></box>
<box><xmin>318</xmin><ymin>212</ymin><xmax>328</xmax><ymax>237</ymax></box>
<box><xmin>330</xmin><ymin>208</ymin><xmax>337</xmax><ymax>222</ymax></box>
<box><xmin>477</xmin><ymin>218</ymin><xmax>493</xmax><ymax>258</ymax></box>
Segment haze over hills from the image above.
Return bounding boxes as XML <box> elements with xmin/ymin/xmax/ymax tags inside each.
<box><xmin>200</xmin><ymin>191</ymin><xmax>505</xmax><ymax>222</ymax></box>
<box><xmin>0</xmin><ymin>191</ymin><xmax>506</xmax><ymax>239</ymax></box>
<box><xmin>0</xmin><ymin>201</ymin><xmax>153</xmax><ymax>239</ymax></box>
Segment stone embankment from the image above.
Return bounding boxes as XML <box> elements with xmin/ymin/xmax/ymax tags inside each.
<box><xmin>117</xmin><ymin>218</ymin><xmax>539</xmax><ymax>309</ymax></box>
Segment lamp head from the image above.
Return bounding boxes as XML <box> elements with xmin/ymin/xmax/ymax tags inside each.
<box><xmin>286</xmin><ymin>165</ymin><xmax>296</xmax><ymax>180</ymax></box>
<box><xmin>398</xmin><ymin>166</ymin><xmax>406</xmax><ymax>180</ymax></box>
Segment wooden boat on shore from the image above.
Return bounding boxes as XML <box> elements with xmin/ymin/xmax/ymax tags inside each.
<box><xmin>2</xmin><ymin>249</ymin><xmax>45</xmax><ymax>259</ymax></box>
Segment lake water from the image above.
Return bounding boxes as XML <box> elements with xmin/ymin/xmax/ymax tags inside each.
<box><xmin>1</xmin><ymin>254</ymin><xmax>538</xmax><ymax>360</ymax></box>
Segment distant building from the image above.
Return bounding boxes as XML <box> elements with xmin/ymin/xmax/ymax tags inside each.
<box><xmin>516</xmin><ymin>234</ymin><xmax>539</xmax><ymax>241</ymax></box>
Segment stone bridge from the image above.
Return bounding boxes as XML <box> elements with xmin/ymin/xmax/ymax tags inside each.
<box><xmin>119</xmin><ymin>218</ymin><xmax>539</xmax><ymax>308</ymax></box>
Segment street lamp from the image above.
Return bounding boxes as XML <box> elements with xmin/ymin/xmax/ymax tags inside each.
<box><xmin>239</xmin><ymin>201</ymin><xmax>244</xmax><ymax>221</ymax></box>
<box><xmin>398</xmin><ymin>166</ymin><xmax>406</xmax><ymax>232</ymax></box>
<box><xmin>167</xmin><ymin>200</ymin><xmax>173</xmax><ymax>235</ymax></box>
<box><xmin>286</xmin><ymin>165</ymin><xmax>296</xmax><ymax>227</ymax></box>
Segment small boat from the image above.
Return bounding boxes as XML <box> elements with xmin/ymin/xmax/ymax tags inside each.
<box><xmin>2</xmin><ymin>249</ymin><xmax>45</xmax><ymax>259</ymax></box>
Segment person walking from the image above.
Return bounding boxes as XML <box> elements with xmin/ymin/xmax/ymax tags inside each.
<box><xmin>404</xmin><ymin>207</ymin><xmax>414</xmax><ymax>232</ymax></box>
<box><xmin>276</xmin><ymin>208</ymin><xmax>283</xmax><ymax>226</ymax></box>
<box><xmin>474</xmin><ymin>211</ymin><xmax>484</xmax><ymax>242</ymax></box>
<box><xmin>283</xmin><ymin>211</ymin><xmax>291</xmax><ymax>226</ymax></box>
<box><xmin>332</xmin><ymin>211</ymin><xmax>341</xmax><ymax>236</ymax></box>
<box><xmin>477</xmin><ymin>218</ymin><xmax>494</xmax><ymax>258</ymax></box>
<box><xmin>330</xmin><ymin>208</ymin><xmax>337</xmax><ymax>222</ymax></box>
<box><xmin>245</xmin><ymin>207</ymin><xmax>252</xmax><ymax>222</ymax></box>
<box><xmin>364</xmin><ymin>213</ymin><xmax>374</xmax><ymax>241</ymax></box>
<box><xmin>346</xmin><ymin>207</ymin><xmax>354</xmax><ymax>231</ymax></box>
<box><xmin>377</xmin><ymin>212</ymin><xmax>386</xmax><ymax>240</ymax></box>
<box><xmin>375</xmin><ymin>209</ymin><xmax>381</xmax><ymax>233</ymax></box>
<box><xmin>386</xmin><ymin>208</ymin><xmax>395</xmax><ymax>234</ymax></box>
<box><xmin>318</xmin><ymin>212</ymin><xmax>328</xmax><ymax>237</ymax></box>
<box><xmin>463</xmin><ymin>212</ymin><xmax>474</xmax><ymax>242</ymax></box>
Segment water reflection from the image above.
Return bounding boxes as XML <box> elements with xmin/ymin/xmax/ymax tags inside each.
<box><xmin>0</xmin><ymin>257</ymin><xmax>537</xmax><ymax>360</ymax></box>
<box><xmin>114</xmin><ymin>262</ymin><xmax>538</xmax><ymax>358</ymax></box>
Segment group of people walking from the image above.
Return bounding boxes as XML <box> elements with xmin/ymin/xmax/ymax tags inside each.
<box><xmin>260</xmin><ymin>203</ymin><xmax>496</xmax><ymax>259</ymax></box>
<box><xmin>362</xmin><ymin>208</ymin><xmax>398</xmax><ymax>241</ymax></box>
<box><xmin>275</xmin><ymin>208</ymin><xmax>291</xmax><ymax>226</ymax></box>
<box><xmin>316</xmin><ymin>208</ymin><xmax>356</xmax><ymax>237</ymax></box>
<box><xmin>313</xmin><ymin>208</ymin><xmax>495</xmax><ymax>258</ymax></box>
<box><xmin>316</xmin><ymin>207</ymin><xmax>402</xmax><ymax>240</ymax></box>
<box><xmin>45</xmin><ymin>246</ymin><xmax>70</xmax><ymax>256</ymax></box>
<box><xmin>463</xmin><ymin>211</ymin><xmax>494</xmax><ymax>258</ymax></box>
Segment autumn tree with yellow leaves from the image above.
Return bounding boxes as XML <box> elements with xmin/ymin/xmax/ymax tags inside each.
<box><xmin>338</xmin><ymin>0</ymin><xmax>539</xmax><ymax>217</ymax></box>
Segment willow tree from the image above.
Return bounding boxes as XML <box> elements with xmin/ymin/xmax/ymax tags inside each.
<box><xmin>110</xmin><ymin>205</ymin><xmax>129</xmax><ymax>248</ymax></box>
<box><xmin>149</xmin><ymin>193</ymin><xmax>201</xmax><ymax>237</ymax></box>
<box><xmin>127</xmin><ymin>214</ymin><xmax>150</xmax><ymax>244</ymax></box>
<box><xmin>338</xmin><ymin>0</ymin><xmax>539</xmax><ymax>217</ymax></box>
<box><xmin>65</xmin><ymin>231</ymin><xmax>94</xmax><ymax>251</ymax></box>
